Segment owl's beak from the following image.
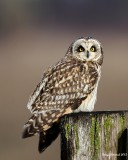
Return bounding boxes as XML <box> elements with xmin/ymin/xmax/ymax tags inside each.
<box><xmin>86</xmin><ymin>51</ymin><xmax>89</xmax><ymax>58</ymax></box>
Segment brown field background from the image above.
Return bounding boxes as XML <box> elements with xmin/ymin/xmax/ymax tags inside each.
<box><xmin>0</xmin><ymin>1</ymin><xmax>128</xmax><ymax>160</ymax></box>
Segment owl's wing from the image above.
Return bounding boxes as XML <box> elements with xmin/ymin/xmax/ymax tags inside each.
<box><xmin>28</xmin><ymin>59</ymin><xmax>98</xmax><ymax>114</ymax></box>
<box><xmin>22</xmin><ymin>59</ymin><xmax>98</xmax><ymax>151</ymax></box>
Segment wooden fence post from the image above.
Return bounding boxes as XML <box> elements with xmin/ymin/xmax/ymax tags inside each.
<box><xmin>60</xmin><ymin>111</ymin><xmax>128</xmax><ymax>160</ymax></box>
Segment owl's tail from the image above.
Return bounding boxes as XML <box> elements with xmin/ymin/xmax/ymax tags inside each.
<box><xmin>22</xmin><ymin>115</ymin><xmax>60</xmax><ymax>152</ymax></box>
<box><xmin>38</xmin><ymin>122</ymin><xmax>60</xmax><ymax>152</ymax></box>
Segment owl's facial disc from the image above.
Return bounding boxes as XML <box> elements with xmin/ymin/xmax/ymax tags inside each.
<box><xmin>72</xmin><ymin>38</ymin><xmax>102</xmax><ymax>62</ymax></box>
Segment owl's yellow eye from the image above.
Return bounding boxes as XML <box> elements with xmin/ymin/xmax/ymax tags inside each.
<box><xmin>77</xmin><ymin>46</ymin><xmax>85</xmax><ymax>52</ymax></box>
<box><xmin>90</xmin><ymin>46</ymin><xmax>96</xmax><ymax>52</ymax></box>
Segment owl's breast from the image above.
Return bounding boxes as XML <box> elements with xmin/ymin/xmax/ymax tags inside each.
<box><xmin>74</xmin><ymin>76</ymin><xmax>100</xmax><ymax>113</ymax></box>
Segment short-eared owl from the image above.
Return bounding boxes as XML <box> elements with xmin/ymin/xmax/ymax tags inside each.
<box><xmin>22</xmin><ymin>37</ymin><xmax>103</xmax><ymax>152</ymax></box>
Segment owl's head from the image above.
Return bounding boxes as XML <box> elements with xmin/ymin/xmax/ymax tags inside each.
<box><xmin>68</xmin><ymin>37</ymin><xmax>103</xmax><ymax>64</ymax></box>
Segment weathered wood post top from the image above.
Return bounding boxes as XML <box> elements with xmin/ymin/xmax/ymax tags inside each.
<box><xmin>61</xmin><ymin>110</ymin><xmax>128</xmax><ymax>160</ymax></box>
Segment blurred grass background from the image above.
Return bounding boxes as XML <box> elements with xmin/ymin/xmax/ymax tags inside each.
<box><xmin>0</xmin><ymin>0</ymin><xmax>128</xmax><ymax>159</ymax></box>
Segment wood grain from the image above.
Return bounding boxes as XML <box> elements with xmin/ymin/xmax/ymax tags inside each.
<box><xmin>61</xmin><ymin>111</ymin><xmax>128</xmax><ymax>160</ymax></box>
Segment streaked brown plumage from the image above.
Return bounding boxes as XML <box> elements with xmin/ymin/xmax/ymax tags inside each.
<box><xmin>22</xmin><ymin>37</ymin><xmax>103</xmax><ymax>152</ymax></box>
